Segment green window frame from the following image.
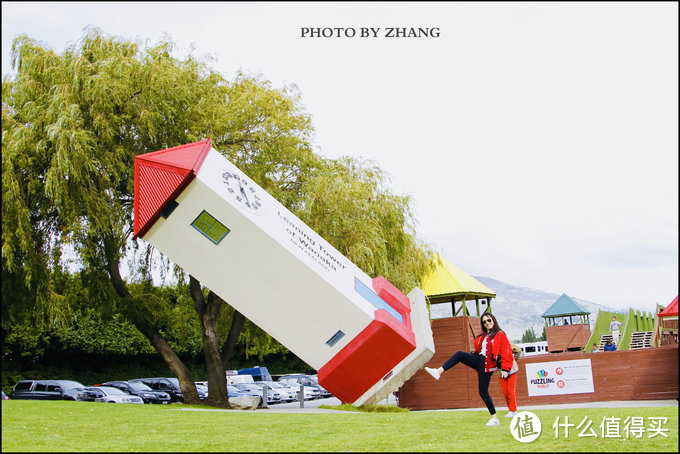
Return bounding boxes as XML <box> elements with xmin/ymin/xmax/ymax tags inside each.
<box><xmin>191</xmin><ymin>210</ymin><xmax>230</xmax><ymax>245</ymax></box>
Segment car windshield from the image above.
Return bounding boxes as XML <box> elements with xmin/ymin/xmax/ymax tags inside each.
<box><xmin>237</xmin><ymin>384</ymin><xmax>258</xmax><ymax>392</ymax></box>
<box><xmin>168</xmin><ymin>378</ymin><xmax>180</xmax><ymax>387</ymax></box>
<box><xmin>128</xmin><ymin>382</ymin><xmax>153</xmax><ymax>391</ymax></box>
<box><xmin>227</xmin><ymin>386</ymin><xmax>241</xmax><ymax>393</ymax></box>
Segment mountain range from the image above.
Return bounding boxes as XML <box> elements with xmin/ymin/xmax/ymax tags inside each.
<box><xmin>429</xmin><ymin>276</ymin><xmax>622</xmax><ymax>342</ymax></box>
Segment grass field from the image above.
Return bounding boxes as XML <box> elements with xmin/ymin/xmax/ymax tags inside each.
<box><xmin>1</xmin><ymin>400</ymin><xmax>677</xmax><ymax>452</ymax></box>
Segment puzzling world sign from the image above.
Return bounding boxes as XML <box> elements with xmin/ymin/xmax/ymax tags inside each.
<box><xmin>133</xmin><ymin>139</ymin><xmax>434</xmax><ymax>405</ymax></box>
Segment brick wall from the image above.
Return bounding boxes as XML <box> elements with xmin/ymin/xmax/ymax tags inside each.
<box><xmin>397</xmin><ymin>316</ymin><xmax>678</xmax><ymax>410</ymax></box>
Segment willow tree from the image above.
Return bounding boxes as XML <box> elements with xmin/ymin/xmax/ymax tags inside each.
<box><xmin>297</xmin><ymin>157</ymin><xmax>432</xmax><ymax>292</ymax></box>
<box><xmin>3</xmin><ymin>28</ymin><xmax>432</xmax><ymax>406</ymax></box>
<box><xmin>2</xmin><ymin>28</ymin><xmax>318</xmax><ymax>406</ymax></box>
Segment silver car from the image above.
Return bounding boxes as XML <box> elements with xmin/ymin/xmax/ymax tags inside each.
<box><xmin>86</xmin><ymin>386</ymin><xmax>144</xmax><ymax>404</ymax></box>
<box><xmin>233</xmin><ymin>383</ymin><xmax>281</xmax><ymax>405</ymax></box>
<box><xmin>276</xmin><ymin>381</ymin><xmax>318</xmax><ymax>400</ymax></box>
<box><xmin>278</xmin><ymin>376</ymin><xmax>323</xmax><ymax>399</ymax></box>
<box><xmin>258</xmin><ymin>381</ymin><xmax>297</xmax><ymax>402</ymax></box>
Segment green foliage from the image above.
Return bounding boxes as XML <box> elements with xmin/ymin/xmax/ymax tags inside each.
<box><xmin>2</xmin><ymin>27</ymin><xmax>233</xmax><ymax>296</ymax></box>
<box><xmin>1</xmin><ymin>353</ymin><xmax>188</xmax><ymax>395</ymax></box>
<box><xmin>239</xmin><ymin>318</ymin><xmax>289</xmax><ymax>361</ymax></box>
<box><xmin>53</xmin><ymin>311</ymin><xmax>155</xmax><ymax>355</ymax></box>
<box><xmin>296</xmin><ymin>157</ymin><xmax>432</xmax><ymax>294</ymax></box>
<box><xmin>521</xmin><ymin>326</ymin><xmax>539</xmax><ymax>343</ymax></box>
<box><xmin>2</xmin><ymin>27</ymin><xmax>433</xmax><ymax>385</ymax></box>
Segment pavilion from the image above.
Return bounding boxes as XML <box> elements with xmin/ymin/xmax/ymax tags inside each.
<box><xmin>541</xmin><ymin>293</ymin><xmax>592</xmax><ymax>353</ymax></box>
<box><xmin>420</xmin><ymin>253</ymin><xmax>496</xmax><ymax>317</ymax></box>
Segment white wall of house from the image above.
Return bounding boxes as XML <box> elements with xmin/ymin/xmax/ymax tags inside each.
<box><xmin>143</xmin><ymin>149</ymin><xmax>379</xmax><ymax>369</ymax></box>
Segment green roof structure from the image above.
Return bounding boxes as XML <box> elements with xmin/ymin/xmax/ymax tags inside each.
<box><xmin>542</xmin><ymin>294</ymin><xmax>590</xmax><ymax>317</ymax></box>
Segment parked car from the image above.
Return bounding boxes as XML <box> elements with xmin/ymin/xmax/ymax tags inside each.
<box><xmin>233</xmin><ymin>383</ymin><xmax>281</xmax><ymax>405</ymax></box>
<box><xmin>299</xmin><ymin>374</ymin><xmax>331</xmax><ymax>397</ymax></box>
<box><xmin>257</xmin><ymin>381</ymin><xmax>298</xmax><ymax>402</ymax></box>
<box><xmin>278</xmin><ymin>374</ymin><xmax>329</xmax><ymax>398</ymax></box>
<box><xmin>250</xmin><ymin>382</ymin><xmax>286</xmax><ymax>404</ymax></box>
<box><xmin>129</xmin><ymin>377</ymin><xmax>207</xmax><ymax>402</ymax></box>
<box><xmin>10</xmin><ymin>380</ymin><xmax>90</xmax><ymax>401</ymax></box>
<box><xmin>101</xmin><ymin>381</ymin><xmax>171</xmax><ymax>404</ymax></box>
<box><xmin>195</xmin><ymin>383</ymin><xmax>209</xmax><ymax>397</ymax></box>
<box><xmin>276</xmin><ymin>380</ymin><xmax>317</xmax><ymax>400</ymax></box>
<box><xmin>226</xmin><ymin>374</ymin><xmax>255</xmax><ymax>385</ymax></box>
<box><xmin>227</xmin><ymin>385</ymin><xmax>263</xmax><ymax>406</ymax></box>
<box><xmin>85</xmin><ymin>386</ymin><xmax>144</xmax><ymax>404</ymax></box>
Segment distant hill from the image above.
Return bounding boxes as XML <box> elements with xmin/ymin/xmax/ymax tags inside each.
<box><xmin>429</xmin><ymin>276</ymin><xmax>623</xmax><ymax>342</ymax></box>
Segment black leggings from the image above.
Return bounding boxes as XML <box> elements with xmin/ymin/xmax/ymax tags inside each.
<box><xmin>442</xmin><ymin>351</ymin><xmax>496</xmax><ymax>415</ymax></box>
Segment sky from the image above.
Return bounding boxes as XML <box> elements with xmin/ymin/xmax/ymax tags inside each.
<box><xmin>2</xmin><ymin>1</ymin><xmax>678</xmax><ymax>313</ymax></box>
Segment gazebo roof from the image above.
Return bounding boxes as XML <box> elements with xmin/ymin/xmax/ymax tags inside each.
<box><xmin>659</xmin><ymin>296</ymin><xmax>678</xmax><ymax>317</ymax></box>
<box><xmin>420</xmin><ymin>254</ymin><xmax>495</xmax><ymax>300</ymax></box>
<box><xmin>541</xmin><ymin>293</ymin><xmax>591</xmax><ymax>317</ymax></box>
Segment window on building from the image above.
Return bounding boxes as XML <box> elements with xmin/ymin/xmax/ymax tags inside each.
<box><xmin>354</xmin><ymin>278</ymin><xmax>404</xmax><ymax>324</ymax></box>
<box><xmin>191</xmin><ymin>210</ymin><xmax>230</xmax><ymax>245</ymax></box>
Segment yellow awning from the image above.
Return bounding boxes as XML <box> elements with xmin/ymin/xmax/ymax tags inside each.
<box><xmin>421</xmin><ymin>254</ymin><xmax>496</xmax><ymax>299</ymax></box>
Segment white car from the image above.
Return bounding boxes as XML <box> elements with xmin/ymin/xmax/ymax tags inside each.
<box><xmin>195</xmin><ymin>382</ymin><xmax>209</xmax><ymax>397</ymax></box>
<box><xmin>258</xmin><ymin>381</ymin><xmax>298</xmax><ymax>402</ymax></box>
<box><xmin>250</xmin><ymin>382</ymin><xmax>285</xmax><ymax>404</ymax></box>
<box><xmin>278</xmin><ymin>379</ymin><xmax>320</xmax><ymax>400</ymax></box>
<box><xmin>87</xmin><ymin>386</ymin><xmax>144</xmax><ymax>404</ymax></box>
<box><xmin>279</xmin><ymin>374</ymin><xmax>331</xmax><ymax>398</ymax></box>
<box><xmin>279</xmin><ymin>377</ymin><xmax>321</xmax><ymax>400</ymax></box>
<box><xmin>234</xmin><ymin>383</ymin><xmax>281</xmax><ymax>405</ymax></box>
<box><xmin>277</xmin><ymin>381</ymin><xmax>318</xmax><ymax>400</ymax></box>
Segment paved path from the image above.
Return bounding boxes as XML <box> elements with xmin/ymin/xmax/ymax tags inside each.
<box><xmin>179</xmin><ymin>397</ymin><xmax>678</xmax><ymax>414</ymax></box>
<box><xmin>426</xmin><ymin>399</ymin><xmax>679</xmax><ymax>413</ymax></box>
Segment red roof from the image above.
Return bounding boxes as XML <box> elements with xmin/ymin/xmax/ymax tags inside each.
<box><xmin>133</xmin><ymin>139</ymin><xmax>212</xmax><ymax>239</ymax></box>
<box><xmin>658</xmin><ymin>296</ymin><xmax>678</xmax><ymax>317</ymax></box>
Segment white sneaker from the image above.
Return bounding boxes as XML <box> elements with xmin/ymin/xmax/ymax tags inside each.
<box><xmin>486</xmin><ymin>416</ymin><xmax>500</xmax><ymax>426</ymax></box>
<box><xmin>505</xmin><ymin>411</ymin><xmax>517</xmax><ymax>418</ymax></box>
<box><xmin>424</xmin><ymin>367</ymin><xmax>441</xmax><ymax>381</ymax></box>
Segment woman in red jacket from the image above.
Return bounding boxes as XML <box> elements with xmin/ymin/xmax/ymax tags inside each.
<box><xmin>424</xmin><ymin>312</ymin><xmax>514</xmax><ymax>426</ymax></box>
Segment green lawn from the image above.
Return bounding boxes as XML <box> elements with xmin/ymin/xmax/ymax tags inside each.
<box><xmin>1</xmin><ymin>400</ymin><xmax>677</xmax><ymax>452</ymax></box>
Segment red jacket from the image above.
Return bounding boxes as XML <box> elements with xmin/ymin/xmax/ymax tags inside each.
<box><xmin>473</xmin><ymin>330</ymin><xmax>513</xmax><ymax>372</ymax></box>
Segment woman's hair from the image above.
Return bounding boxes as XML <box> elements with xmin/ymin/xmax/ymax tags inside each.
<box><xmin>480</xmin><ymin>312</ymin><xmax>502</xmax><ymax>338</ymax></box>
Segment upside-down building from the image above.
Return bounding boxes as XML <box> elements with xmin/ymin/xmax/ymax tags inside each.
<box><xmin>133</xmin><ymin>139</ymin><xmax>434</xmax><ymax>405</ymax></box>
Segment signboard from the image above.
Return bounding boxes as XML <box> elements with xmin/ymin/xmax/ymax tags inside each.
<box><xmin>525</xmin><ymin>359</ymin><xmax>594</xmax><ymax>396</ymax></box>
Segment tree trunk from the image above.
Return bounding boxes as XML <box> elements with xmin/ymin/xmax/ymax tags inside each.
<box><xmin>132</xmin><ymin>315</ymin><xmax>201</xmax><ymax>405</ymax></box>
<box><xmin>190</xmin><ymin>276</ymin><xmax>229</xmax><ymax>408</ymax></box>
<box><xmin>221</xmin><ymin>309</ymin><xmax>246</xmax><ymax>369</ymax></box>
<box><xmin>105</xmin><ymin>248</ymin><xmax>200</xmax><ymax>404</ymax></box>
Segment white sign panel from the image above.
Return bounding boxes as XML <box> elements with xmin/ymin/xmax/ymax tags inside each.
<box><xmin>525</xmin><ymin>359</ymin><xmax>594</xmax><ymax>396</ymax></box>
